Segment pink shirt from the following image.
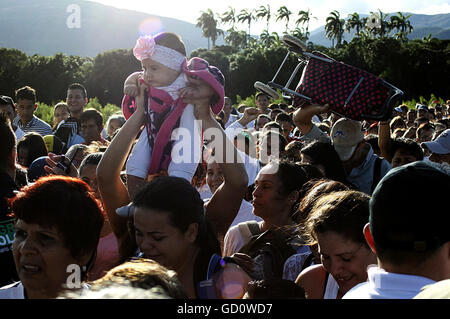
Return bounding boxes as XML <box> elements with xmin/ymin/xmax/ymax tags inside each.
<box><xmin>88</xmin><ymin>232</ymin><xmax>120</xmax><ymax>281</ymax></box>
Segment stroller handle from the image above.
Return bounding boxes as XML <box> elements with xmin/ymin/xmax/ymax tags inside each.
<box><xmin>362</xmin><ymin>81</ymin><xmax>404</xmax><ymax>121</ymax></box>
<box><xmin>268</xmin><ymin>82</ymin><xmax>312</xmax><ymax>102</ymax></box>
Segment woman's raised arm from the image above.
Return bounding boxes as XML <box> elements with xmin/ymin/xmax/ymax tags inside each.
<box><xmin>193</xmin><ymin>99</ymin><xmax>248</xmax><ymax>242</ymax></box>
<box><xmin>97</xmin><ymin>85</ymin><xmax>146</xmax><ymax>260</ymax></box>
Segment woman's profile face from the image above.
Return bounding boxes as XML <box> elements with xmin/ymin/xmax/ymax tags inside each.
<box><xmin>133</xmin><ymin>207</ymin><xmax>197</xmax><ymax>272</ymax></box>
<box><xmin>316</xmin><ymin>231</ymin><xmax>376</xmax><ymax>295</ymax></box>
<box><xmin>13</xmin><ymin>219</ymin><xmax>89</xmax><ymax>298</ymax></box>
<box><xmin>79</xmin><ymin>164</ymin><xmax>100</xmax><ymax>200</ymax></box>
<box><xmin>17</xmin><ymin>146</ymin><xmax>29</xmax><ymax>167</ymax></box>
<box><xmin>206</xmin><ymin>161</ymin><xmax>223</xmax><ymax>195</ymax></box>
<box><xmin>252</xmin><ymin>163</ymin><xmax>290</xmax><ymax>219</ymax></box>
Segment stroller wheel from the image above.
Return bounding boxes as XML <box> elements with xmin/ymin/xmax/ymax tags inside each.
<box><xmin>282</xmin><ymin>35</ymin><xmax>307</xmax><ymax>51</ymax></box>
<box><xmin>254</xmin><ymin>81</ymin><xmax>279</xmax><ymax>100</ymax></box>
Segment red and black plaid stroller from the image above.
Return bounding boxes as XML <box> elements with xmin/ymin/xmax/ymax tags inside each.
<box><xmin>254</xmin><ymin>35</ymin><xmax>404</xmax><ymax>121</ymax></box>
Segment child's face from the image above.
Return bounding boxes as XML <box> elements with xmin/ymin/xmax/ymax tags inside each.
<box><xmin>107</xmin><ymin>119</ymin><xmax>122</xmax><ymax>137</ymax></box>
<box><xmin>16</xmin><ymin>98</ymin><xmax>36</xmax><ymax>124</ymax></box>
<box><xmin>54</xmin><ymin>106</ymin><xmax>70</xmax><ymax>125</ymax></box>
<box><xmin>141</xmin><ymin>58</ymin><xmax>180</xmax><ymax>88</ymax></box>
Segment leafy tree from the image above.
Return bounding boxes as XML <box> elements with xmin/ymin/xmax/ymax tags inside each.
<box><xmin>255</xmin><ymin>5</ymin><xmax>271</xmax><ymax>33</ymax></box>
<box><xmin>189</xmin><ymin>46</ymin><xmax>231</xmax><ymax>84</ymax></box>
<box><xmin>259</xmin><ymin>30</ymin><xmax>278</xmax><ymax>47</ymax></box>
<box><xmin>295</xmin><ymin>9</ymin><xmax>316</xmax><ymax>41</ymax></box>
<box><xmin>325</xmin><ymin>10</ymin><xmax>345</xmax><ymax>47</ymax></box>
<box><xmin>224</xmin><ymin>30</ymin><xmax>248</xmax><ymax>49</ymax></box>
<box><xmin>390</xmin><ymin>12</ymin><xmax>413</xmax><ymax>42</ymax></box>
<box><xmin>34</xmin><ymin>102</ymin><xmax>54</xmax><ymax>126</ymax></box>
<box><xmin>345</xmin><ymin>12</ymin><xmax>364</xmax><ymax>37</ymax></box>
<box><xmin>237</xmin><ymin>8</ymin><xmax>255</xmax><ymax>44</ymax></box>
<box><xmin>0</xmin><ymin>48</ymin><xmax>29</xmax><ymax>98</ymax></box>
<box><xmin>196</xmin><ymin>9</ymin><xmax>222</xmax><ymax>49</ymax></box>
<box><xmin>220</xmin><ymin>6</ymin><xmax>238</xmax><ymax>47</ymax></box>
<box><xmin>276</xmin><ymin>6</ymin><xmax>293</xmax><ymax>33</ymax></box>
<box><xmin>291</xmin><ymin>27</ymin><xmax>308</xmax><ymax>42</ymax></box>
<box><xmin>85</xmin><ymin>49</ymin><xmax>140</xmax><ymax>106</ymax></box>
<box><xmin>19</xmin><ymin>53</ymin><xmax>91</xmax><ymax>105</ymax></box>
<box><xmin>220</xmin><ymin>6</ymin><xmax>237</xmax><ymax>31</ymax></box>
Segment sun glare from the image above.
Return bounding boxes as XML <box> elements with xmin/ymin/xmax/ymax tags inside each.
<box><xmin>138</xmin><ymin>17</ymin><xmax>164</xmax><ymax>35</ymax></box>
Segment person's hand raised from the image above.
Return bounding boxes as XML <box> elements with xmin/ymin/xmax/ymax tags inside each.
<box><xmin>228</xmin><ymin>253</ymin><xmax>254</xmax><ymax>275</ymax></box>
<box><xmin>44</xmin><ymin>152</ymin><xmax>78</xmax><ymax>177</ymax></box>
<box><xmin>293</xmin><ymin>103</ymin><xmax>329</xmax><ymax>125</ymax></box>
<box><xmin>134</xmin><ymin>79</ymin><xmax>148</xmax><ymax>115</ymax></box>
<box><xmin>238</xmin><ymin>107</ymin><xmax>259</xmax><ymax>127</ymax></box>
<box><xmin>180</xmin><ymin>77</ymin><xmax>216</xmax><ymax>120</ymax></box>
<box><xmin>123</xmin><ymin>72</ymin><xmax>141</xmax><ymax>97</ymax></box>
<box><xmin>124</xmin><ymin>84</ymin><xmax>138</xmax><ymax>97</ymax></box>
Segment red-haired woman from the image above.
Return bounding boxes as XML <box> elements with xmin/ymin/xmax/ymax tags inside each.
<box><xmin>0</xmin><ymin>175</ymin><xmax>104</xmax><ymax>299</ymax></box>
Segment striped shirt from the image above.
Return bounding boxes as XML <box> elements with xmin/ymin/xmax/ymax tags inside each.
<box><xmin>13</xmin><ymin>115</ymin><xmax>53</xmax><ymax>137</ymax></box>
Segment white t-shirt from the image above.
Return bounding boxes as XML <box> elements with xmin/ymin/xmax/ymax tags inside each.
<box><xmin>223</xmin><ymin>221</ymin><xmax>263</xmax><ymax>257</ymax></box>
<box><xmin>204</xmin><ymin>198</ymin><xmax>262</xmax><ymax>235</ymax></box>
<box><xmin>228</xmin><ymin>199</ymin><xmax>262</xmax><ymax>229</ymax></box>
<box><xmin>224</xmin><ymin>114</ymin><xmax>240</xmax><ymax>128</ymax></box>
<box><xmin>323</xmin><ymin>273</ymin><xmax>339</xmax><ymax>299</ymax></box>
<box><xmin>0</xmin><ymin>282</ymin><xmax>25</xmax><ymax>299</ymax></box>
<box><xmin>343</xmin><ymin>265</ymin><xmax>435</xmax><ymax>299</ymax></box>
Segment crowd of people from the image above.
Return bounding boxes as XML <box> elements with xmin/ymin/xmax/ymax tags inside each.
<box><xmin>1</xmin><ymin>31</ymin><xmax>450</xmax><ymax>300</ymax></box>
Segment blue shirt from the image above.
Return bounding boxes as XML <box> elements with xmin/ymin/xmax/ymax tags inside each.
<box><xmin>347</xmin><ymin>144</ymin><xmax>391</xmax><ymax>195</ymax></box>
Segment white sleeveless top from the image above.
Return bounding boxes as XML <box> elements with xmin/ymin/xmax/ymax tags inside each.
<box><xmin>323</xmin><ymin>273</ymin><xmax>339</xmax><ymax>299</ymax></box>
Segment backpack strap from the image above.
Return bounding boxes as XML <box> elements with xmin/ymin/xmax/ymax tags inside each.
<box><xmin>206</xmin><ymin>253</ymin><xmax>223</xmax><ymax>280</ymax></box>
<box><xmin>371</xmin><ymin>157</ymin><xmax>382</xmax><ymax>194</ymax></box>
<box><xmin>238</xmin><ymin>221</ymin><xmax>261</xmax><ymax>241</ymax></box>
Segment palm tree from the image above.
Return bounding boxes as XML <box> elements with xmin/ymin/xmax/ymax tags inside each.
<box><xmin>225</xmin><ymin>29</ymin><xmax>248</xmax><ymax>49</ymax></box>
<box><xmin>291</xmin><ymin>27</ymin><xmax>308</xmax><ymax>42</ymax></box>
<box><xmin>390</xmin><ymin>12</ymin><xmax>413</xmax><ymax>42</ymax></box>
<box><xmin>237</xmin><ymin>8</ymin><xmax>254</xmax><ymax>43</ymax></box>
<box><xmin>360</xmin><ymin>17</ymin><xmax>369</xmax><ymax>37</ymax></box>
<box><xmin>325</xmin><ymin>10</ymin><xmax>345</xmax><ymax>47</ymax></box>
<box><xmin>259</xmin><ymin>29</ymin><xmax>279</xmax><ymax>47</ymax></box>
<box><xmin>221</xmin><ymin>6</ymin><xmax>236</xmax><ymax>31</ymax></box>
<box><xmin>295</xmin><ymin>9</ymin><xmax>316</xmax><ymax>41</ymax></box>
<box><xmin>377</xmin><ymin>10</ymin><xmax>391</xmax><ymax>38</ymax></box>
<box><xmin>196</xmin><ymin>9</ymin><xmax>220</xmax><ymax>49</ymax></box>
<box><xmin>345</xmin><ymin>12</ymin><xmax>364</xmax><ymax>37</ymax></box>
<box><xmin>255</xmin><ymin>5</ymin><xmax>271</xmax><ymax>33</ymax></box>
<box><xmin>276</xmin><ymin>6</ymin><xmax>292</xmax><ymax>33</ymax></box>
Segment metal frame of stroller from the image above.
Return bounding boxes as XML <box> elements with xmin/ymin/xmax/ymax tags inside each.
<box><xmin>254</xmin><ymin>35</ymin><xmax>404</xmax><ymax>121</ymax></box>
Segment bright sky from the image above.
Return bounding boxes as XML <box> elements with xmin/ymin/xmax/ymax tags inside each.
<box><xmin>89</xmin><ymin>0</ymin><xmax>450</xmax><ymax>34</ymax></box>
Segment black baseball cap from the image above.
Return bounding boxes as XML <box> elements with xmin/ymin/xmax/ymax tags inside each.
<box><xmin>0</xmin><ymin>95</ymin><xmax>15</xmax><ymax>108</ymax></box>
<box><xmin>369</xmin><ymin>161</ymin><xmax>450</xmax><ymax>252</ymax></box>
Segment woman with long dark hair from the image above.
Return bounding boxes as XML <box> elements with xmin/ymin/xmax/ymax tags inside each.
<box><xmin>97</xmin><ymin>72</ymin><xmax>249</xmax><ymax>298</ymax></box>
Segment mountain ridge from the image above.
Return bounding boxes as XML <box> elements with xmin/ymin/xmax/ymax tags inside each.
<box><xmin>0</xmin><ymin>0</ymin><xmax>448</xmax><ymax>57</ymax></box>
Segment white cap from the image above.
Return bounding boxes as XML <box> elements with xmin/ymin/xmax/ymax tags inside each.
<box><xmin>422</xmin><ymin>129</ymin><xmax>450</xmax><ymax>155</ymax></box>
<box><xmin>331</xmin><ymin>118</ymin><xmax>364</xmax><ymax>161</ymax></box>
